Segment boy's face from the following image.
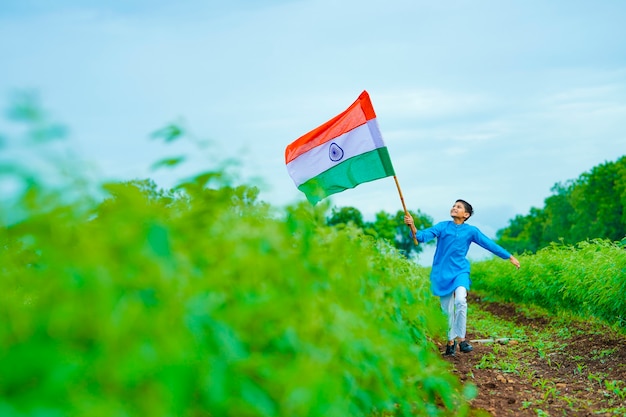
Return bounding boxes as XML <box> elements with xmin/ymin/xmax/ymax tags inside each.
<box><xmin>450</xmin><ymin>202</ymin><xmax>470</xmax><ymax>221</ymax></box>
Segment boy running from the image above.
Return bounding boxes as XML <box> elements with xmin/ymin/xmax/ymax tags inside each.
<box><xmin>404</xmin><ymin>199</ymin><xmax>520</xmax><ymax>356</ymax></box>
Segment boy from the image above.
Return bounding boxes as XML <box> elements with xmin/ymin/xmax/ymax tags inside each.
<box><xmin>404</xmin><ymin>199</ymin><xmax>520</xmax><ymax>356</ymax></box>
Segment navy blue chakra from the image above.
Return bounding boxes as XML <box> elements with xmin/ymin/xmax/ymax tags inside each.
<box><xmin>328</xmin><ymin>142</ymin><xmax>344</xmax><ymax>162</ymax></box>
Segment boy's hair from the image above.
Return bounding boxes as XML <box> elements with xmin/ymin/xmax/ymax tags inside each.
<box><xmin>456</xmin><ymin>199</ymin><xmax>473</xmax><ymax>219</ymax></box>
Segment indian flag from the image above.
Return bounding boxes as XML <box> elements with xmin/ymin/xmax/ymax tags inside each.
<box><xmin>285</xmin><ymin>91</ymin><xmax>396</xmax><ymax>204</ymax></box>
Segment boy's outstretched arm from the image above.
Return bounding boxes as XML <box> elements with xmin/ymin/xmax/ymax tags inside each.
<box><xmin>509</xmin><ymin>255</ymin><xmax>521</xmax><ymax>269</ymax></box>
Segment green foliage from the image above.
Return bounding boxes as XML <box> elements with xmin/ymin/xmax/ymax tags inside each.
<box><xmin>497</xmin><ymin>156</ymin><xmax>626</xmax><ymax>253</ymax></box>
<box><xmin>471</xmin><ymin>240</ymin><xmax>626</xmax><ymax>329</ymax></box>
<box><xmin>0</xmin><ymin>101</ymin><xmax>472</xmax><ymax>416</ymax></box>
<box><xmin>328</xmin><ymin>206</ymin><xmax>365</xmax><ymax>229</ymax></box>
<box><xmin>151</xmin><ymin>123</ymin><xmax>185</xmax><ymax>143</ymax></box>
<box><xmin>327</xmin><ymin>206</ymin><xmax>433</xmax><ymax>258</ymax></box>
<box><xmin>0</xmin><ymin>178</ymin><xmax>472</xmax><ymax>416</ymax></box>
<box><xmin>5</xmin><ymin>91</ymin><xmax>68</xmax><ymax>143</ymax></box>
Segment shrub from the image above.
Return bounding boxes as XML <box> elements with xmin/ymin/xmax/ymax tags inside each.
<box><xmin>472</xmin><ymin>240</ymin><xmax>626</xmax><ymax>329</ymax></box>
<box><xmin>0</xmin><ymin>173</ymin><xmax>471</xmax><ymax>416</ymax></box>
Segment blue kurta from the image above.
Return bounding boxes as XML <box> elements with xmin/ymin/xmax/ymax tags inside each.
<box><xmin>414</xmin><ymin>221</ymin><xmax>511</xmax><ymax>296</ymax></box>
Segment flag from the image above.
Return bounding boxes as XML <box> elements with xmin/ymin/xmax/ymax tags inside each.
<box><xmin>285</xmin><ymin>91</ymin><xmax>396</xmax><ymax>204</ymax></box>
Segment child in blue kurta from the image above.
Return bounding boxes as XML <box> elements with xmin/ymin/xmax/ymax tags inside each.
<box><xmin>404</xmin><ymin>199</ymin><xmax>520</xmax><ymax>356</ymax></box>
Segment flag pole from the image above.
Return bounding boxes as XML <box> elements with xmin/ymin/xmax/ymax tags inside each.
<box><xmin>393</xmin><ymin>175</ymin><xmax>418</xmax><ymax>245</ymax></box>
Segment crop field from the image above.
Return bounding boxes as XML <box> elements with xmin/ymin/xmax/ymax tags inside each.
<box><xmin>1</xmin><ymin>111</ymin><xmax>624</xmax><ymax>416</ymax></box>
<box><xmin>451</xmin><ymin>291</ymin><xmax>626</xmax><ymax>416</ymax></box>
<box><xmin>2</xmin><ymin>161</ymin><xmax>625</xmax><ymax>416</ymax></box>
<box><xmin>461</xmin><ymin>243</ymin><xmax>626</xmax><ymax>416</ymax></box>
<box><xmin>0</xmin><ymin>169</ymin><xmax>476</xmax><ymax>416</ymax></box>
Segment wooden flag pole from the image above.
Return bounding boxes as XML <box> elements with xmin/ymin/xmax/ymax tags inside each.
<box><xmin>393</xmin><ymin>176</ymin><xmax>418</xmax><ymax>245</ymax></box>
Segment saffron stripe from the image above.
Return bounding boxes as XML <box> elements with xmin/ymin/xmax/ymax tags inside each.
<box><xmin>284</xmin><ymin>91</ymin><xmax>377</xmax><ymax>164</ymax></box>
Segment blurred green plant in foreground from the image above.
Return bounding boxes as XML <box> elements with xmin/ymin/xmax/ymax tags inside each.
<box><xmin>0</xmin><ymin>97</ymin><xmax>475</xmax><ymax>416</ymax></box>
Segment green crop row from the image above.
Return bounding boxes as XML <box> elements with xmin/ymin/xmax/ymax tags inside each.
<box><xmin>471</xmin><ymin>240</ymin><xmax>626</xmax><ymax>329</ymax></box>
<box><xmin>0</xmin><ymin>173</ymin><xmax>473</xmax><ymax>416</ymax></box>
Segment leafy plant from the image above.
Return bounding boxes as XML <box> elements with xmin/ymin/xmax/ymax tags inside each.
<box><xmin>472</xmin><ymin>240</ymin><xmax>626</xmax><ymax>329</ymax></box>
<box><xmin>0</xmin><ymin>99</ymin><xmax>474</xmax><ymax>416</ymax></box>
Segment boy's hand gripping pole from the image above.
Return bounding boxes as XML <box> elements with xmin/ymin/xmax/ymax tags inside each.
<box><xmin>393</xmin><ymin>176</ymin><xmax>418</xmax><ymax>245</ymax></box>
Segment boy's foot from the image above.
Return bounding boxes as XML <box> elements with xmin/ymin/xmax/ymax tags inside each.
<box><xmin>444</xmin><ymin>341</ymin><xmax>456</xmax><ymax>356</ymax></box>
<box><xmin>459</xmin><ymin>340</ymin><xmax>473</xmax><ymax>353</ymax></box>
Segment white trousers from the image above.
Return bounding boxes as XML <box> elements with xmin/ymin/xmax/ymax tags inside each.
<box><xmin>440</xmin><ymin>286</ymin><xmax>468</xmax><ymax>341</ymax></box>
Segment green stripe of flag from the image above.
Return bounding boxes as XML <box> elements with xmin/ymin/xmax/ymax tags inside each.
<box><xmin>297</xmin><ymin>147</ymin><xmax>395</xmax><ymax>204</ymax></box>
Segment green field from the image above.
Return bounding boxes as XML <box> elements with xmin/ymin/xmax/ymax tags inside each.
<box><xmin>1</xmin><ymin>170</ymin><xmax>477</xmax><ymax>416</ymax></box>
<box><xmin>1</xmin><ymin>106</ymin><xmax>624</xmax><ymax>416</ymax></box>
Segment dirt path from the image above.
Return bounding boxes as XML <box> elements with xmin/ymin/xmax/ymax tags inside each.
<box><xmin>443</xmin><ymin>293</ymin><xmax>626</xmax><ymax>416</ymax></box>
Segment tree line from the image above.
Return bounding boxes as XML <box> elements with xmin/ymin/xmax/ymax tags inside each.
<box><xmin>496</xmin><ymin>155</ymin><xmax>626</xmax><ymax>254</ymax></box>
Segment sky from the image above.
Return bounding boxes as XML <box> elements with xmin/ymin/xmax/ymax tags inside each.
<box><xmin>1</xmin><ymin>0</ymin><xmax>625</xmax><ymax>263</ymax></box>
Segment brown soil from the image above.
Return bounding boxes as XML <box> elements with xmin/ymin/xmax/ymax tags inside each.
<box><xmin>443</xmin><ymin>293</ymin><xmax>626</xmax><ymax>416</ymax></box>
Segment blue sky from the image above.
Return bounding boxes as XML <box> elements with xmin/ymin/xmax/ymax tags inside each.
<box><xmin>1</xmin><ymin>0</ymin><xmax>625</xmax><ymax>261</ymax></box>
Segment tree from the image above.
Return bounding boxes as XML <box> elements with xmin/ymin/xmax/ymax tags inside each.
<box><xmin>374</xmin><ymin>209</ymin><xmax>433</xmax><ymax>259</ymax></box>
<box><xmin>541</xmin><ymin>181</ymin><xmax>575</xmax><ymax>245</ymax></box>
<box><xmin>326</xmin><ymin>206</ymin><xmax>433</xmax><ymax>258</ymax></box>
<box><xmin>327</xmin><ymin>206</ymin><xmax>364</xmax><ymax>229</ymax></box>
<box><xmin>497</xmin><ymin>155</ymin><xmax>626</xmax><ymax>252</ymax></box>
